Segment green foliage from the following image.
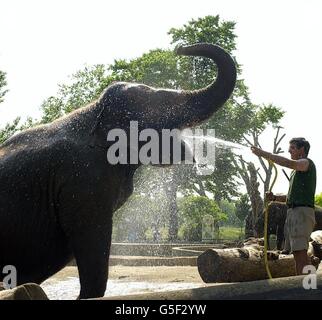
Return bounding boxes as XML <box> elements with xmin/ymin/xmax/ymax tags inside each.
<box><xmin>219</xmin><ymin>226</ymin><xmax>244</xmax><ymax>240</ymax></box>
<box><xmin>167</xmin><ymin>16</ymin><xmax>250</xmax><ymax>200</ymax></box>
<box><xmin>0</xmin><ymin>71</ymin><xmax>41</xmax><ymax>144</ymax></box>
<box><xmin>200</xmin><ymin>149</ymin><xmax>241</xmax><ymax>201</ymax></box>
<box><xmin>168</xmin><ymin>17</ymin><xmax>284</xmax><ymax>145</ymax></box>
<box><xmin>0</xmin><ymin>71</ymin><xmax>18</xmax><ymax>144</ymax></box>
<box><xmin>100</xmin><ymin>15</ymin><xmax>250</xmax><ymax>201</ymax></box>
<box><xmin>169</xmin><ymin>15</ymin><xmax>237</xmax><ymax>57</ymax></box>
<box><xmin>0</xmin><ymin>116</ymin><xmax>41</xmax><ymax>145</ymax></box>
<box><xmin>144</xmin><ymin>226</ymin><xmax>169</xmax><ymax>242</ymax></box>
<box><xmin>315</xmin><ymin>193</ymin><xmax>322</xmax><ymax>207</ymax></box>
<box><xmin>168</xmin><ymin>15</ymin><xmax>252</xmax><ymax>143</ymax></box>
<box><xmin>19</xmin><ymin>117</ymin><xmax>40</xmax><ymax>131</ymax></box>
<box><xmin>40</xmin><ymin>96</ymin><xmax>64</xmax><ymax>124</ymax></box>
<box><xmin>178</xmin><ymin>195</ymin><xmax>226</xmax><ymax>241</ymax></box>
<box><xmin>0</xmin><ymin>70</ymin><xmax>8</xmax><ymax>104</ymax></box>
<box><xmin>110</xmin><ymin>50</ymin><xmax>180</xmax><ymax>88</ymax></box>
<box><xmin>112</xmin><ymin>194</ymin><xmax>168</xmax><ymax>242</ymax></box>
<box><xmin>247</xmin><ymin>104</ymin><xmax>285</xmax><ymax>135</ymax></box>
<box><xmin>168</xmin><ymin>17</ymin><xmax>251</xmax><ymax>200</ymax></box>
<box><xmin>0</xmin><ymin>117</ymin><xmax>20</xmax><ymax>144</ymax></box>
<box><xmin>218</xmin><ymin>199</ymin><xmax>238</xmax><ymax>226</ymax></box>
<box><xmin>40</xmin><ymin>64</ymin><xmax>110</xmax><ymax>123</ymax></box>
<box><xmin>170</xmin><ymin>16</ymin><xmax>239</xmax><ymax>91</ymax></box>
<box><xmin>235</xmin><ymin>194</ymin><xmax>251</xmax><ymax>225</ymax></box>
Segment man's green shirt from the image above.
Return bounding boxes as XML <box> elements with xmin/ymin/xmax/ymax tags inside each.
<box><xmin>286</xmin><ymin>158</ymin><xmax>316</xmax><ymax>207</ymax></box>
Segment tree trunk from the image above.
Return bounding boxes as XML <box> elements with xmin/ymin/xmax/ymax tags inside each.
<box><xmin>197</xmin><ymin>238</ymin><xmax>297</xmax><ymax>282</ymax></box>
<box><xmin>232</xmin><ymin>156</ymin><xmax>263</xmax><ymax>238</ymax></box>
<box><xmin>246</xmin><ymin>163</ymin><xmax>263</xmax><ymax>237</ymax></box>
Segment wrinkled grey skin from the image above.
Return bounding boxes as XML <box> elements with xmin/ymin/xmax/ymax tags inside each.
<box><xmin>256</xmin><ymin>202</ymin><xmax>287</xmax><ymax>250</ymax></box>
<box><xmin>0</xmin><ymin>43</ymin><xmax>237</xmax><ymax>299</ymax></box>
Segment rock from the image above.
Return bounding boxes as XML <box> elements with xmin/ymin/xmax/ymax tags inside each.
<box><xmin>0</xmin><ymin>283</ymin><xmax>48</xmax><ymax>300</ymax></box>
<box><xmin>310</xmin><ymin>230</ymin><xmax>322</xmax><ymax>260</ymax></box>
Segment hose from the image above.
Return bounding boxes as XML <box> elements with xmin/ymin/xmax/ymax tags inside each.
<box><xmin>263</xmin><ymin>159</ymin><xmax>278</xmax><ymax>279</ymax></box>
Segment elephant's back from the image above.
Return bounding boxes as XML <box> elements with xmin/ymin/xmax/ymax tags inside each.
<box><xmin>0</xmin><ymin>130</ymin><xmax>67</xmax><ymax>255</ymax></box>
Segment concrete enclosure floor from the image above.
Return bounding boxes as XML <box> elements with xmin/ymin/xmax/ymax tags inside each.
<box><xmin>41</xmin><ymin>266</ymin><xmax>213</xmax><ymax>300</ymax></box>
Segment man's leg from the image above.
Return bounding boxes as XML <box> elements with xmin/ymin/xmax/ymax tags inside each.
<box><xmin>293</xmin><ymin>250</ymin><xmax>310</xmax><ymax>275</ymax></box>
<box><xmin>289</xmin><ymin>207</ymin><xmax>315</xmax><ymax>274</ymax></box>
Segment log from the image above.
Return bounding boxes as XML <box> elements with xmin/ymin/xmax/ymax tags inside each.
<box><xmin>197</xmin><ymin>238</ymin><xmax>299</xmax><ymax>282</ymax></box>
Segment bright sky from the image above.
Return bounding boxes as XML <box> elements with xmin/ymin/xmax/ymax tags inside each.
<box><xmin>1</xmin><ymin>0</ymin><xmax>322</xmax><ymax>193</ymax></box>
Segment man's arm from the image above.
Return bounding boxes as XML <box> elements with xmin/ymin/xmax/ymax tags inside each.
<box><xmin>251</xmin><ymin>147</ymin><xmax>309</xmax><ymax>171</ymax></box>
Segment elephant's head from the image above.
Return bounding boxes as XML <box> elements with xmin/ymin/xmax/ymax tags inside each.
<box><xmin>92</xmin><ymin>43</ymin><xmax>237</xmax><ymax>165</ymax></box>
<box><xmin>99</xmin><ymin>43</ymin><xmax>236</xmax><ymax>129</ymax></box>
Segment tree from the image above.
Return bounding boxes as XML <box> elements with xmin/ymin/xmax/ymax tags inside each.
<box><xmin>0</xmin><ymin>117</ymin><xmax>20</xmax><ymax>144</ymax></box>
<box><xmin>235</xmin><ymin>194</ymin><xmax>251</xmax><ymax>233</ymax></box>
<box><xmin>240</xmin><ymin>106</ymin><xmax>285</xmax><ymax>193</ymax></box>
<box><xmin>0</xmin><ymin>71</ymin><xmax>20</xmax><ymax>144</ymax></box>
<box><xmin>0</xmin><ymin>71</ymin><xmax>39</xmax><ymax>144</ymax></box>
<box><xmin>315</xmin><ymin>193</ymin><xmax>322</xmax><ymax>207</ymax></box>
<box><xmin>231</xmin><ymin>107</ymin><xmax>285</xmax><ymax>236</ymax></box>
<box><xmin>167</xmin><ymin>16</ymin><xmax>256</xmax><ymax>204</ymax></box>
<box><xmin>109</xmin><ymin>49</ymin><xmax>180</xmax><ymax>87</ymax></box>
<box><xmin>104</xmin><ymin>16</ymin><xmax>248</xmax><ymax>239</ymax></box>
<box><xmin>0</xmin><ymin>70</ymin><xmax>8</xmax><ymax>104</ymax></box>
<box><xmin>178</xmin><ymin>195</ymin><xmax>227</xmax><ymax>242</ymax></box>
<box><xmin>40</xmin><ymin>64</ymin><xmax>109</xmax><ymax>123</ymax></box>
<box><xmin>170</xmin><ymin>17</ymin><xmax>283</xmax><ymax>211</ymax></box>
<box><xmin>169</xmin><ymin>15</ymin><xmax>251</xmax><ymax>140</ymax></box>
<box><xmin>219</xmin><ymin>199</ymin><xmax>238</xmax><ymax>226</ymax></box>
<box><xmin>112</xmin><ymin>194</ymin><xmax>167</xmax><ymax>242</ymax></box>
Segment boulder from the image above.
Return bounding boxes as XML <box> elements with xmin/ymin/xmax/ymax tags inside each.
<box><xmin>0</xmin><ymin>283</ymin><xmax>48</xmax><ymax>300</ymax></box>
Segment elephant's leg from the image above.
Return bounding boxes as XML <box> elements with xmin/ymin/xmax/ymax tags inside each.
<box><xmin>70</xmin><ymin>225</ymin><xmax>112</xmax><ymax>299</ymax></box>
<box><xmin>267</xmin><ymin>232</ymin><xmax>271</xmax><ymax>250</ymax></box>
<box><xmin>276</xmin><ymin>224</ymin><xmax>285</xmax><ymax>251</ymax></box>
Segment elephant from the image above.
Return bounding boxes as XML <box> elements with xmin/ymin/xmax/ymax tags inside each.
<box><xmin>256</xmin><ymin>202</ymin><xmax>322</xmax><ymax>250</ymax></box>
<box><xmin>256</xmin><ymin>202</ymin><xmax>287</xmax><ymax>250</ymax></box>
<box><xmin>0</xmin><ymin>43</ymin><xmax>237</xmax><ymax>299</ymax></box>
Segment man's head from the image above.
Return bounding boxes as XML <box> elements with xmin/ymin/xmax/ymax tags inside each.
<box><xmin>288</xmin><ymin>137</ymin><xmax>310</xmax><ymax>160</ymax></box>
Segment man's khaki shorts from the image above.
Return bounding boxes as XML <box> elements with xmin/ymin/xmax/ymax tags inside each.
<box><xmin>284</xmin><ymin>206</ymin><xmax>316</xmax><ymax>252</ymax></box>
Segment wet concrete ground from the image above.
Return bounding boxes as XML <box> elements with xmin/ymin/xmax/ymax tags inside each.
<box><xmin>41</xmin><ymin>266</ymin><xmax>211</xmax><ymax>300</ymax></box>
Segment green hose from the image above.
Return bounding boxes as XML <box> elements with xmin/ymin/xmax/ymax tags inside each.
<box><xmin>263</xmin><ymin>159</ymin><xmax>278</xmax><ymax>279</ymax></box>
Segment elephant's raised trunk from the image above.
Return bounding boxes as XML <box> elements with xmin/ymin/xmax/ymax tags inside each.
<box><xmin>157</xmin><ymin>43</ymin><xmax>237</xmax><ymax>129</ymax></box>
<box><xmin>93</xmin><ymin>43</ymin><xmax>237</xmax><ymax>133</ymax></box>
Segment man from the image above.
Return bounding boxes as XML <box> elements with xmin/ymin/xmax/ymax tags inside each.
<box><xmin>251</xmin><ymin>137</ymin><xmax>316</xmax><ymax>275</ymax></box>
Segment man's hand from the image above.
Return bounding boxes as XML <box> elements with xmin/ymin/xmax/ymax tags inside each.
<box><xmin>251</xmin><ymin>146</ymin><xmax>270</xmax><ymax>159</ymax></box>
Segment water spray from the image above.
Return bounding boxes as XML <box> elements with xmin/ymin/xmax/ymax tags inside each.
<box><xmin>183</xmin><ymin>133</ymin><xmax>279</xmax><ymax>279</ymax></box>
